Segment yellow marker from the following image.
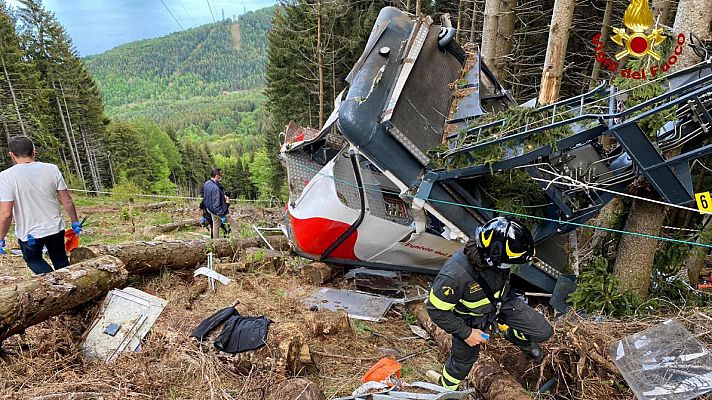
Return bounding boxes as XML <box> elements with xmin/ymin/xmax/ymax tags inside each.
<box><xmin>696</xmin><ymin>191</ymin><xmax>712</xmax><ymax>214</ymax></box>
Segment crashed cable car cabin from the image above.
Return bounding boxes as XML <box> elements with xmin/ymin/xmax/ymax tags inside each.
<box><xmin>280</xmin><ymin>7</ymin><xmax>712</xmax><ymax>299</ymax></box>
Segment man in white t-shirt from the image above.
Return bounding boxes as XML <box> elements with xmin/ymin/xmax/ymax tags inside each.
<box><xmin>0</xmin><ymin>136</ymin><xmax>82</xmax><ymax>274</ymax></box>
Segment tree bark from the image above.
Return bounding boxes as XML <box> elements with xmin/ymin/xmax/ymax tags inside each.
<box><xmin>538</xmin><ymin>0</ymin><xmax>576</xmax><ymax>105</ymax></box>
<box><xmin>494</xmin><ymin>0</ymin><xmax>517</xmax><ymax>83</ymax></box>
<box><xmin>409</xmin><ymin>303</ymin><xmax>530</xmax><ymax>400</ymax></box>
<box><xmin>0</xmin><ymin>53</ymin><xmax>26</xmax><ymax>136</ymax></box>
<box><xmin>613</xmin><ymin>200</ymin><xmax>666</xmax><ymax>299</ymax></box>
<box><xmin>305</xmin><ymin>309</ymin><xmax>351</xmax><ymax>337</ymax></box>
<box><xmin>221</xmin><ymin>322</ymin><xmax>317</xmax><ymax>378</ymax></box>
<box><xmin>672</xmin><ymin>0</ymin><xmax>712</xmax><ymax>70</ymax></box>
<box><xmin>143</xmin><ymin>219</ymin><xmax>202</xmax><ymax>234</ymax></box>
<box><xmin>90</xmin><ymin>236</ymin><xmax>290</xmax><ymax>275</ymax></box>
<box><xmin>590</xmin><ymin>0</ymin><xmax>614</xmax><ymax>88</ymax></box>
<box><xmin>481</xmin><ymin>0</ymin><xmax>501</xmax><ymax>75</ymax></box>
<box><xmin>652</xmin><ymin>0</ymin><xmax>673</xmax><ymax>27</ymax></box>
<box><xmin>0</xmin><ymin>256</ymin><xmax>128</xmax><ymax>342</ymax></box>
<box><xmin>140</xmin><ymin>201</ymin><xmax>173</xmax><ymax>211</ymax></box>
<box><xmin>316</xmin><ymin>0</ymin><xmax>324</xmax><ymax>128</ymax></box>
<box><xmin>301</xmin><ymin>262</ymin><xmax>334</xmax><ymax>285</ymax></box>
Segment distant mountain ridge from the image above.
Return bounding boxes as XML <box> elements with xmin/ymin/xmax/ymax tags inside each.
<box><xmin>85</xmin><ymin>6</ymin><xmax>274</xmax><ymax>109</ymax></box>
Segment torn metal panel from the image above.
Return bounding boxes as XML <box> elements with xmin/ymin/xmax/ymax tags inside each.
<box><xmin>81</xmin><ymin>287</ymin><xmax>168</xmax><ymax>363</ymax></box>
<box><xmin>611</xmin><ymin>319</ymin><xmax>712</xmax><ymax>400</ymax></box>
<box><xmin>302</xmin><ymin>287</ymin><xmax>394</xmax><ymax>322</ymax></box>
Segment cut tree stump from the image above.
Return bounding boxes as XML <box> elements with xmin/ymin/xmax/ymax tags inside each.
<box><xmin>301</xmin><ymin>262</ymin><xmax>334</xmax><ymax>285</ymax></box>
<box><xmin>410</xmin><ymin>303</ymin><xmax>530</xmax><ymax>400</ymax></box>
<box><xmin>222</xmin><ymin>322</ymin><xmax>317</xmax><ymax>378</ymax></box>
<box><xmin>305</xmin><ymin>309</ymin><xmax>351</xmax><ymax>337</ymax></box>
<box><xmin>80</xmin><ymin>236</ymin><xmax>289</xmax><ymax>274</ymax></box>
<box><xmin>267</xmin><ymin>378</ymin><xmax>326</xmax><ymax>400</ymax></box>
<box><xmin>0</xmin><ymin>256</ymin><xmax>128</xmax><ymax>342</ymax></box>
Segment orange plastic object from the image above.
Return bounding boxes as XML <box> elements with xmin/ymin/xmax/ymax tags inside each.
<box><xmin>361</xmin><ymin>358</ymin><xmax>401</xmax><ymax>383</ymax></box>
<box><xmin>64</xmin><ymin>229</ymin><xmax>80</xmax><ymax>253</ymax></box>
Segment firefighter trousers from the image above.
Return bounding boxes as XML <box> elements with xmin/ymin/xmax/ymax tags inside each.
<box><xmin>440</xmin><ymin>297</ymin><xmax>553</xmax><ymax>389</ymax></box>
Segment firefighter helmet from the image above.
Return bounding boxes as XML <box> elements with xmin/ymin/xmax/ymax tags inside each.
<box><xmin>475</xmin><ymin>217</ymin><xmax>535</xmax><ymax>269</ymax></box>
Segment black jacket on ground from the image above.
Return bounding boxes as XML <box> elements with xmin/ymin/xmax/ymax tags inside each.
<box><xmin>425</xmin><ymin>249</ymin><xmax>510</xmax><ymax>340</ymax></box>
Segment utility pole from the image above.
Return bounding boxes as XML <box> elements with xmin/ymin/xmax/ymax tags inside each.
<box><xmin>0</xmin><ymin>53</ymin><xmax>26</xmax><ymax>136</ymax></box>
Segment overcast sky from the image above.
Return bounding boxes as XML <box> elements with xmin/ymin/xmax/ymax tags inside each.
<box><xmin>6</xmin><ymin>0</ymin><xmax>277</xmax><ymax>55</ymax></box>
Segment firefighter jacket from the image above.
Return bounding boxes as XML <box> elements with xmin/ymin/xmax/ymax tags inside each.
<box><xmin>425</xmin><ymin>249</ymin><xmax>510</xmax><ymax>340</ymax></box>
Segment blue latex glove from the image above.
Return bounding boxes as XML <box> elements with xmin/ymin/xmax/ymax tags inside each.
<box><xmin>0</xmin><ymin>238</ymin><xmax>6</xmax><ymax>255</ymax></box>
<box><xmin>480</xmin><ymin>332</ymin><xmax>490</xmax><ymax>341</ymax></box>
<box><xmin>27</xmin><ymin>234</ymin><xmax>35</xmax><ymax>247</ymax></box>
<box><xmin>71</xmin><ymin>221</ymin><xmax>82</xmax><ymax>235</ymax></box>
<box><xmin>220</xmin><ymin>216</ymin><xmax>228</xmax><ymax>224</ymax></box>
<box><xmin>199</xmin><ymin>216</ymin><xmax>207</xmax><ymax>225</ymax></box>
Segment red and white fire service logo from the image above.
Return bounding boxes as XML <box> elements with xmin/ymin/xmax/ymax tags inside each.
<box><xmin>592</xmin><ymin>0</ymin><xmax>686</xmax><ymax>80</ymax></box>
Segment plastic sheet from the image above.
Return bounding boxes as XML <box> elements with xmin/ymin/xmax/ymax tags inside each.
<box><xmin>611</xmin><ymin>319</ymin><xmax>712</xmax><ymax>400</ymax></box>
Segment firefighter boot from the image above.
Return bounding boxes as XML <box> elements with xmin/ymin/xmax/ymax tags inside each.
<box><xmin>503</xmin><ymin>328</ymin><xmax>543</xmax><ymax>362</ymax></box>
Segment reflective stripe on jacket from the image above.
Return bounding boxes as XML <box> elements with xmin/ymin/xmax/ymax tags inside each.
<box><xmin>425</xmin><ymin>250</ymin><xmax>509</xmax><ymax>339</ymax></box>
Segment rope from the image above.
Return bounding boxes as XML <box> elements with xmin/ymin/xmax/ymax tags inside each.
<box><xmin>287</xmin><ymin>158</ymin><xmax>712</xmax><ymax>249</ymax></box>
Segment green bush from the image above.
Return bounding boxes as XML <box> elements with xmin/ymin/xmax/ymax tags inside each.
<box><xmin>569</xmin><ymin>256</ymin><xmax>641</xmax><ymax>316</ymax></box>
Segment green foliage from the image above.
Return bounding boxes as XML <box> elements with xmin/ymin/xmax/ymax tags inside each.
<box><xmin>110</xmin><ymin>174</ymin><xmax>142</xmax><ymax>201</ymax></box>
<box><xmin>612</xmin><ymin>59</ymin><xmax>676</xmax><ymax>138</ymax></box>
<box><xmin>479</xmin><ymin>169</ymin><xmax>548</xmax><ymax>218</ymax></box>
<box><xmin>85</xmin><ymin>8</ymin><xmax>274</xmax><ymax>108</ymax></box>
<box><xmin>402</xmin><ymin>310</ymin><xmax>417</xmax><ymax>326</ymax></box>
<box><xmin>648</xmin><ymin>241</ymin><xmax>712</xmax><ymax>307</ymax></box>
<box><xmin>249</xmin><ymin>148</ymin><xmax>276</xmax><ymax>203</ymax></box>
<box><xmin>569</xmin><ymin>256</ymin><xmax>642</xmax><ymax>316</ymax></box>
<box><xmin>430</xmin><ymin>106</ymin><xmax>578</xmax><ymax>170</ymax></box>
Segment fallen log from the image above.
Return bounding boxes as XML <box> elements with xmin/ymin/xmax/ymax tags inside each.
<box><xmin>410</xmin><ymin>303</ymin><xmax>530</xmax><ymax>400</ymax></box>
<box><xmin>301</xmin><ymin>262</ymin><xmax>334</xmax><ymax>285</ymax></box>
<box><xmin>140</xmin><ymin>201</ymin><xmax>173</xmax><ymax>211</ymax></box>
<box><xmin>305</xmin><ymin>309</ymin><xmax>351</xmax><ymax>337</ymax></box>
<box><xmin>0</xmin><ymin>256</ymin><xmax>128</xmax><ymax>342</ymax></box>
<box><xmin>220</xmin><ymin>321</ymin><xmax>317</xmax><ymax>378</ymax></box>
<box><xmin>77</xmin><ymin>236</ymin><xmax>289</xmax><ymax>274</ymax></box>
<box><xmin>267</xmin><ymin>378</ymin><xmax>326</xmax><ymax>400</ymax></box>
<box><xmin>144</xmin><ymin>219</ymin><xmax>201</xmax><ymax>234</ymax></box>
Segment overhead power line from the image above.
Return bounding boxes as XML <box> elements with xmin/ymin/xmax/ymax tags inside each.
<box><xmin>160</xmin><ymin>0</ymin><xmax>185</xmax><ymax>30</ymax></box>
<box><xmin>177</xmin><ymin>0</ymin><xmax>198</xmax><ymax>28</ymax></box>
<box><xmin>206</xmin><ymin>0</ymin><xmax>216</xmax><ymax>23</ymax></box>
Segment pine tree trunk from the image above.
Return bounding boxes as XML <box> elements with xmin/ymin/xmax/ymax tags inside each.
<box><xmin>60</xmin><ymin>82</ymin><xmax>86</xmax><ymax>189</ymax></box>
<box><xmin>590</xmin><ymin>0</ymin><xmax>614</xmax><ymax>88</ymax></box>
<box><xmin>410</xmin><ymin>303</ymin><xmax>530</xmax><ymax>400</ymax></box>
<box><xmin>316</xmin><ymin>0</ymin><xmax>324</xmax><ymax>128</ymax></box>
<box><xmin>470</xmin><ymin>1</ymin><xmax>479</xmax><ymax>43</ymax></box>
<box><xmin>416</xmin><ymin>0</ymin><xmax>422</xmax><ymax>16</ymax></box>
<box><xmin>88</xmin><ymin>236</ymin><xmax>289</xmax><ymax>274</ymax></box>
<box><xmin>613</xmin><ymin>0</ymin><xmax>712</xmax><ymax>301</ymax></box>
<box><xmin>652</xmin><ymin>0</ymin><xmax>673</xmax><ymax>27</ymax></box>
<box><xmin>54</xmin><ymin>83</ymin><xmax>81</xmax><ymax>180</ymax></box>
<box><xmin>672</xmin><ymin>0</ymin><xmax>712</xmax><ymax>70</ymax></box>
<box><xmin>0</xmin><ymin>256</ymin><xmax>128</xmax><ymax>342</ymax></box>
<box><xmin>456</xmin><ymin>0</ymin><xmax>464</xmax><ymax>41</ymax></box>
<box><xmin>538</xmin><ymin>0</ymin><xmax>576</xmax><ymax>105</ymax></box>
<box><xmin>495</xmin><ymin>0</ymin><xmax>517</xmax><ymax>83</ymax></box>
<box><xmin>481</xmin><ymin>0</ymin><xmax>501</xmax><ymax>73</ymax></box>
<box><xmin>613</xmin><ymin>200</ymin><xmax>666</xmax><ymax>299</ymax></box>
<box><xmin>1</xmin><ymin>53</ymin><xmax>26</xmax><ymax>136</ymax></box>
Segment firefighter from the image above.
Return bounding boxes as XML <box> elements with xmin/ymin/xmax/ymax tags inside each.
<box><xmin>425</xmin><ymin>216</ymin><xmax>553</xmax><ymax>390</ymax></box>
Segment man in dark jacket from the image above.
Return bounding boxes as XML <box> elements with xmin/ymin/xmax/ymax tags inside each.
<box><xmin>203</xmin><ymin>168</ymin><xmax>236</xmax><ymax>239</ymax></box>
<box><xmin>425</xmin><ymin>216</ymin><xmax>553</xmax><ymax>390</ymax></box>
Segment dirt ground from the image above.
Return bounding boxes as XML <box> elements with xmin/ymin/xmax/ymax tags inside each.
<box><xmin>1</xmin><ymin>196</ymin><xmax>710</xmax><ymax>400</ymax></box>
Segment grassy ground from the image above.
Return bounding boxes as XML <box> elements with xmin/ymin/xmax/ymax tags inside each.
<box><xmin>0</xmin><ymin>196</ymin><xmax>447</xmax><ymax>399</ymax></box>
<box><xmin>1</xmin><ymin>196</ymin><xmax>709</xmax><ymax>400</ymax></box>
